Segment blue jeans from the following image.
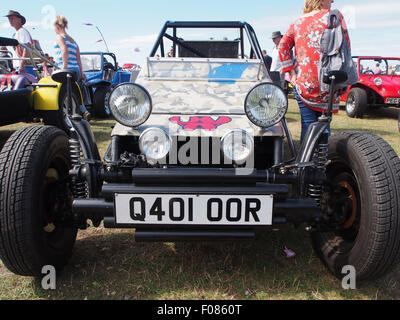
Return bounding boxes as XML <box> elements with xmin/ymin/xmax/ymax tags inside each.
<box><xmin>68</xmin><ymin>68</ymin><xmax>90</xmax><ymax>115</ymax></box>
<box><xmin>293</xmin><ymin>88</ymin><xmax>330</xmax><ymax>143</ymax></box>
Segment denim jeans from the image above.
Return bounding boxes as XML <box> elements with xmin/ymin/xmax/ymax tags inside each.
<box><xmin>293</xmin><ymin>88</ymin><xmax>330</xmax><ymax>143</ymax></box>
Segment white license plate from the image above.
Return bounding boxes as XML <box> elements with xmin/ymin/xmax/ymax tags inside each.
<box><xmin>115</xmin><ymin>194</ymin><xmax>273</xmax><ymax>226</ymax></box>
<box><xmin>386</xmin><ymin>98</ymin><xmax>400</xmax><ymax>104</ymax></box>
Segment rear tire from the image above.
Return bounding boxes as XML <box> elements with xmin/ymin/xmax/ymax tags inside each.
<box><xmin>43</xmin><ymin>84</ymin><xmax>81</xmax><ymax>133</ymax></box>
<box><xmin>0</xmin><ymin>126</ymin><xmax>77</xmax><ymax>276</ymax></box>
<box><xmin>346</xmin><ymin>88</ymin><xmax>367</xmax><ymax>118</ymax></box>
<box><xmin>92</xmin><ymin>86</ymin><xmax>111</xmax><ymax>119</ymax></box>
<box><xmin>312</xmin><ymin>131</ymin><xmax>400</xmax><ymax>281</ymax></box>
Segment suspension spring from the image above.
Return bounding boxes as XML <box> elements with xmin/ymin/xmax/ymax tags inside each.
<box><xmin>308</xmin><ymin>141</ymin><xmax>329</xmax><ymax>206</ymax></box>
<box><xmin>69</xmin><ymin>135</ymin><xmax>88</xmax><ymax>199</ymax></box>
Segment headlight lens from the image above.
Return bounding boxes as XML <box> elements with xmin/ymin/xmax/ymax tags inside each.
<box><xmin>374</xmin><ymin>77</ymin><xmax>382</xmax><ymax>86</ymax></box>
<box><xmin>245</xmin><ymin>83</ymin><xmax>288</xmax><ymax>128</ymax></box>
<box><xmin>109</xmin><ymin>83</ymin><xmax>152</xmax><ymax>127</ymax></box>
<box><xmin>221</xmin><ymin>129</ymin><xmax>254</xmax><ymax>163</ymax></box>
<box><xmin>139</xmin><ymin>128</ymin><xmax>171</xmax><ymax>162</ymax></box>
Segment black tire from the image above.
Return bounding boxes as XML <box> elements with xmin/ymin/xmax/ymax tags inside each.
<box><xmin>92</xmin><ymin>86</ymin><xmax>111</xmax><ymax>119</ymax></box>
<box><xmin>42</xmin><ymin>84</ymin><xmax>81</xmax><ymax>133</ymax></box>
<box><xmin>312</xmin><ymin>131</ymin><xmax>400</xmax><ymax>281</ymax></box>
<box><xmin>345</xmin><ymin>88</ymin><xmax>367</xmax><ymax>118</ymax></box>
<box><xmin>0</xmin><ymin>126</ymin><xmax>77</xmax><ymax>276</ymax></box>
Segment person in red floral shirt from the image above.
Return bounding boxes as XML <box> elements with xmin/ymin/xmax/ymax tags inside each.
<box><xmin>278</xmin><ymin>0</ymin><xmax>351</xmax><ymax>142</ymax></box>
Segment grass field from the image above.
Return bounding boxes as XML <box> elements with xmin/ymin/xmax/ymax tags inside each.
<box><xmin>0</xmin><ymin>99</ymin><xmax>399</xmax><ymax>300</ymax></box>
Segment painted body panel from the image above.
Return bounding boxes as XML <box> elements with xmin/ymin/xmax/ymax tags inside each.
<box><xmin>112</xmin><ymin>58</ymin><xmax>281</xmax><ymax>138</ymax></box>
<box><xmin>33</xmin><ymin>76</ymin><xmax>83</xmax><ymax>111</ymax></box>
<box><xmin>112</xmin><ymin>114</ymin><xmax>283</xmax><ymax>137</ymax></box>
<box><xmin>32</xmin><ymin>77</ymin><xmax>61</xmax><ymax>111</ymax></box>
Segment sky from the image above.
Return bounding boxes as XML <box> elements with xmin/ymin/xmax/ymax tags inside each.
<box><xmin>1</xmin><ymin>0</ymin><xmax>399</xmax><ymax>66</ymax></box>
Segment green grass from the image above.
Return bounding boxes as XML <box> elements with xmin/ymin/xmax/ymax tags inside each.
<box><xmin>0</xmin><ymin>100</ymin><xmax>399</xmax><ymax>300</ymax></box>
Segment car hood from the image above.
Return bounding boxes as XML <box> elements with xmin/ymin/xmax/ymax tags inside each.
<box><xmin>84</xmin><ymin>71</ymin><xmax>103</xmax><ymax>82</ymax></box>
<box><xmin>112</xmin><ymin>114</ymin><xmax>283</xmax><ymax>138</ymax></box>
<box><xmin>135</xmin><ymin>58</ymin><xmax>269</xmax><ymax>114</ymax></box>
<box><xmin>362</xmin><ymin>75</ymin><xmax>400</xmax><ymax>96</ymax></box>
<box><xmin>380</xmin><ymin>76</ymin><xmax>400</xmax><ymax>95</ymax></box>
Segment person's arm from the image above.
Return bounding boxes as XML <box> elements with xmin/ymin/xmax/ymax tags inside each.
<box><xmin>56</xmin><ymin>35</ymin><xmax>69</xmax><ymax>70</ymax></box>
<box><xmin>76</xmin><ymin>45</ymin><xmax>86</xmax><ymax>81</ymax></box>
<box><xmin>278</xmin><ymin>24</ymin><xmax>296</xmax><ymax>83</ymax></box>
<box><xmin>17</xmin><ymin>29</ymin><xmax>33</xmax><ymax>74</ymax></box>
<box><xmin>18</xmin><ymin>45</ymin><xmax>31</xmax><ymax>74</ymax></box>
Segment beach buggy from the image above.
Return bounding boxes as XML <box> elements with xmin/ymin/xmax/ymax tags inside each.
<box><xmin>0</xmin><ymin>22</ymin><xmax>399</xmax><ymax>282</ymax></box>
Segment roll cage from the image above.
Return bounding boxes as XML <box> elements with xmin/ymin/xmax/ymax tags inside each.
<box><xmin>150</xmin><ymin>21</ymin><xmax>264</xmax><ymax>61</ymax></box>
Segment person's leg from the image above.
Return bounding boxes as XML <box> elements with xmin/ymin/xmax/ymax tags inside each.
<box><xmin>71</xmin><ymin>68</ymin><xmax>91</xmax><ymax>119</ymax></box>
<box><xmin>293</xmin><ymin>88</ymin><xmax>321</xmax><ymax>143</ymax></box>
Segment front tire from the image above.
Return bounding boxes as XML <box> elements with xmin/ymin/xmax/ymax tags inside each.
<box><xmin>346</xmin><ymin>88</ymin><xmax>367</xmax><ymax>118</ymax></box>
<box><xmin>92</xmin><ymin>86</ymin><xmax>111</xmax><ymax>119</ymax></box>
<box><xmin>0</xmin><ymin>126</ymin><xmax>77</xmax><ymax>276</ymax></box>
<box><xmin>312</xmin><ymin>131</ymin><xmax>400</xmax><ymax>281</ymax></box>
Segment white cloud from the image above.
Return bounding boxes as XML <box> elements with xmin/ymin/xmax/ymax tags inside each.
<box><xmin>114</xmin><ymin>34</ymin><xmax>158</xmax><ymax>48</ymax></box>
<box><xmin>344</xmin><ymin>1</ymin><xmax>400</xmax><ymax>29</ymax></box>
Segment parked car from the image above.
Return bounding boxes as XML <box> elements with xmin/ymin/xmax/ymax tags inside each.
<box><xmin>341</xmin><ymin>56</ymin><xmax>400</xmax><ymax>130</ymax></box>
<box><xmin>122</xmin><ymin>63</ymin><xmax>142</xmax><ymax>82</ymax></box>
<box><xmin>81</xmin><ymin>52</ymin><xmax>131</xmax><ymax>118</ymax></box>
<box><xmin>1</xmin><ymin>22</ymin><xmax>400</xmax><ymax>282</ymax></box>
<box><xmin>0</xmin><ymin>37</ymin><xmax>83</xmax><ymax>133</ymax></box>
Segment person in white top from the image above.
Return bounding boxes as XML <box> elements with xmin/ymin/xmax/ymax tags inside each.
<box><xmin>270</xmin><ymin>31</ymin><xmax>283</xmax><ymax>72</ymax></box>
<box><xmin>5</xmin><ymin>10</ymin><xmax>33</xmax><ymax>75</ymax></box>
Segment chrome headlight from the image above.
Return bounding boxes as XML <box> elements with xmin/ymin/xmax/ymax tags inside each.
<box><xmin>245</xmin><ymin>83</ymin><xmax>288</xmax><ymax>128</ymax></box>
<box><xmin>374</xmin><ymin>77</ymin><xmax>382</xmax><ymax>86</ymax></box>
<box><xmin>109</xmin><ymin>83</ymin><xmax>152</xmax><ymax>127</ymax></box>
<box><xmin>221</xmin><ymin>129</ymin><xmax>254</xmax><ymax>163</ymax></box>
<box><xmin>139</xmin><ymin>128</ymin><xmax>171</xmax><ymax>162</ymax></box>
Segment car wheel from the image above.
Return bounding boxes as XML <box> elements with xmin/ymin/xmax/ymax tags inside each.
<box><xmin>92</xmin><ymin>86</ymin><xmax>112</xmax><ymax>119</ymax></box>
<box><xmin>0</xmin><ymin>126</ymin><xmax>77</xmax><ymax>276</ymax></box>
<box><xmin>43</xmin><ymin>84</ymin><xmax>81</xmax><ymax>133</ymax></box>
<box><xmin>311</xmin><ymin>131</ymin><xmax>400</xmax><ymax>281</ymax></box>
<box><xmin>346</xmin><ymin>88</ymin><xmax>367</xmax><ymax>118</ymax></box>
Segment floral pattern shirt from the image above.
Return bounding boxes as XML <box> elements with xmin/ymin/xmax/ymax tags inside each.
<box><xmin>278</xmin><ymin>9</ymin><xmax>351</xmax><ymax>112</ymax></box>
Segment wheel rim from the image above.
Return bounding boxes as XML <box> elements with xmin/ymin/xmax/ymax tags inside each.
<box><xmin>104</xmin><ymin>91</ymin><xmax>111</xmax><ymax>116</ymax></box>
<box><xmin>338</xmin><ymin>181</ymin><xmax>358</xmax><ymax>230</ymax></box>
<box><xmin>41</xmin><ymin>156</ymin><xmax>74</xmax><ymax>250</ymax></box>
<box><xmin>346</xmin><ymin>94</ymin><xmax>356</xmax><ymax>114</ymax></box>
<box><xmin>331</xmin><ymin>172</ymin><xmax>361</xmax><ymax>243</ymax></box>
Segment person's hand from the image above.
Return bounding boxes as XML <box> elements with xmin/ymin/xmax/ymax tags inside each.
<box><xmin>289</xmin><ymin>69</ymin><xmax>297</xmax><ymax>85</ymax></box>
<box><xmin>81</xmin><ymin>73</ymin><xmax>86</xmax><ymax>81</ymax></box>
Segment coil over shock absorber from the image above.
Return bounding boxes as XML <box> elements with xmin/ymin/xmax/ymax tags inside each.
<box><xmin>69</xmin><ymin>128</ymin><xmax>88</xmax><ymax>199</ymax></box>
<box><xmin>308</xmin><ymin>135</ymin><xmax>329</xmax><ymax>206</ymax></box>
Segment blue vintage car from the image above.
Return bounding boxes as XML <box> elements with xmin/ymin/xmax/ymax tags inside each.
<box><xmin>81</xmin><ymin>52</ymin><xmax>132</xmax><ymax>118</ymax></box>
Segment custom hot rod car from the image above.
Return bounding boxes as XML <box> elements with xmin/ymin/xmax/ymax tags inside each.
<box><xmin>0</xmin><ymin>22</ymin><xmax>399</xmax><ymax>282</ymax></box>
<box><xmin>342</xmin><ymin>56</ymin><xmax>400</xmax><ymax>130</ymax></box>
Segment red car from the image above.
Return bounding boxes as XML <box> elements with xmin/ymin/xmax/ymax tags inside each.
<box><xmin>341</xmin><ymin>56</ymin><xmax>400</xmax><ymax>129</ymax></box>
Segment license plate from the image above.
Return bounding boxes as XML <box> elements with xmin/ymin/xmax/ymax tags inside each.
<box><xmin>386</xmin><ymin>98</ymin><xmax>400</xmax><ymax>105</ymax></box>
<box><xmin>115</xmin><ymin>194</ymin><xmax>273</xmax><ymax>226</ymax></box>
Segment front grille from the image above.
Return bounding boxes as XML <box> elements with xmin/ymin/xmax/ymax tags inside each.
<box><xmin>118</xmin><ymin>135</ymin><xmax>276</xmax><ymax>169</ymax></box>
